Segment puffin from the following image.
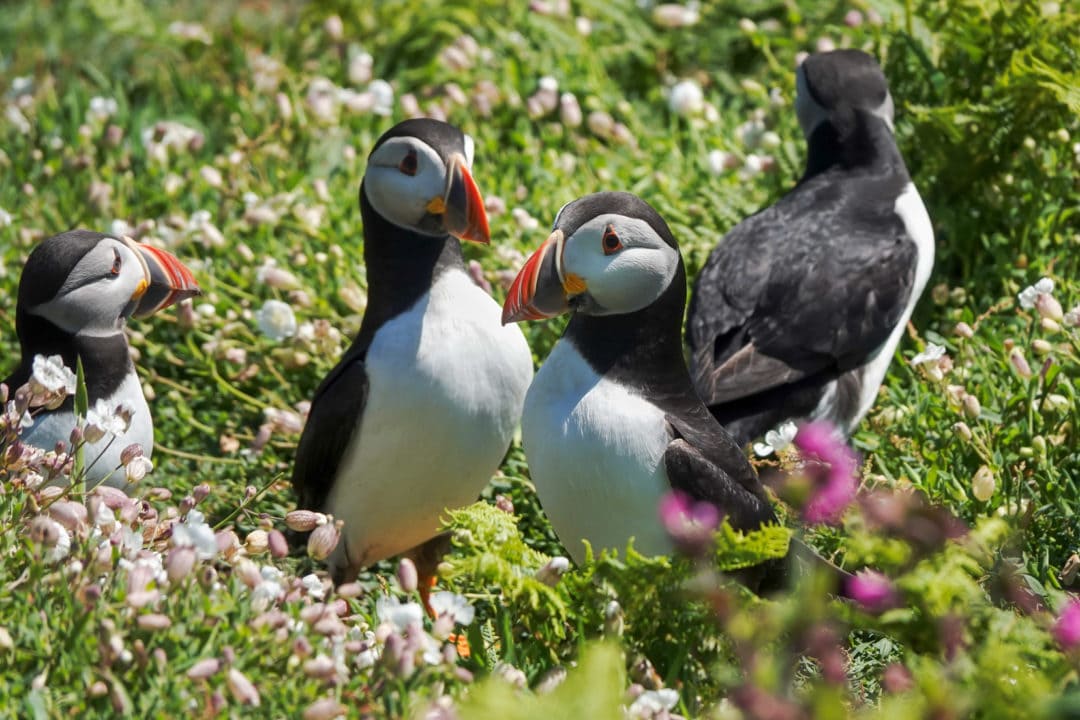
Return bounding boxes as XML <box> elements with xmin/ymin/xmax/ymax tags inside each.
<box><xmin>502</xmin><ymin>191</ymin><xmax>795</xmax><ymax>586</ymax></box>
<box><xmin>686</xmin><ymin>49</ymin><xmax>934</xmax><ymax>446</ymax></box>
<box><xmin>3</xmin><ymin>229</ymin><xmax>200</xmax><ymax>487</ymax></box>
<box><xmin>292</xmin><ymin>118</ymin><xmax>534</xmax><ymax>584</ymax></box>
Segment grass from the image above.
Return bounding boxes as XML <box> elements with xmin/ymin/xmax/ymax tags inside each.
<box><xmin>0</xmin><ymin>0</ymin><xmax>1078</xmax><ymax>717</ymax></box>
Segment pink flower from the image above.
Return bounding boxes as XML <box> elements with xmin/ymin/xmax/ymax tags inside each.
<box><xmin>658</xmin><ymin>491</ymin><xmax>720</xmax><ymax>556</ymax></box>
<box><xmin>794</xmin><ymin>421</ymin><xmax>859</xmax><ymax>525</ymax></box>
<box><xmin>1053</xmin><ymin>598</ymin><xmax>1080</xmax><ymax>651</ymax></box>
<box><xmin>846</xmin><ymin>570</ymin><xmax>898</xmax><ymax>613</ymax></box>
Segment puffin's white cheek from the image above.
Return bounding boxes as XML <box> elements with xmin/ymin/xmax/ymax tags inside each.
<box><xmin>589</xmin><ymin>250</ymin><xmax>676</xmax><ymax>315</ymax></box>
<box><xmin>364</xmin><ymin>167</ymin><xmax>445</xmax><ymax>231</ymax></box>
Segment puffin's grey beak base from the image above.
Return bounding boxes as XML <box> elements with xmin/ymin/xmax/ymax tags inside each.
<box><xmin>132</xmin><ymin>244</ymin><xmax>201</xmax><ymax>318</ymax></box>
<box><xmin>441</xmin><ymin>153</ymin><xmax>490</xmax><ymax>245</ymax></box>
<box><xmin>502</xmin><ymin>229</ymin><xmax>573</xmax><ymax>324</ymax></box>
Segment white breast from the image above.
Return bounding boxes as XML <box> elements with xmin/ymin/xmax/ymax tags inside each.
<box><xmin>24</xmin><ymin>370</ymin><xmax>153</xmax><ymax>490</ymax></box>
<box><xmin>326</xmin><ymin>269</ymin><xmax>533</xmax><ymax>572</ymax></box>
<box><xmin>522</xmin><ymin>339</ymin><xmax>673</xmax><ymax>563</ymax></box>
<box><xmin>851</xmin><ymin>182</ymin><xmax>935</xmax><ymax>424</ymax></box>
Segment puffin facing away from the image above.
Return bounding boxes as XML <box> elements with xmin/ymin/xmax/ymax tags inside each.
<box><xmin>686</xmin><ymin>49</ymin><xmax>934</xmax><ymax>446</ymax></box>
<box><xmin>292</xmin><ymin>119</ymin><xmax>534</xmax><ymax>583</ymax></box>
<box><xmin>502</xmin><ymin>192</ymin><xmax>780</xmax><ymax>574</ymax></box>
<box><xmin>3</xmin><ymin>230</ymin><xmax>200</xmax><ymax>487</ymax></box>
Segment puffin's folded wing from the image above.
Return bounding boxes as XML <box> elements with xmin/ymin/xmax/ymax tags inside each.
<box><xmin>291</xmin><ymin>353</ymin><xmax>369</xmax><ymax>513</ymax></box>
<box><xmin>662</xmin><ymin>435</ymin><xmax>777</xmax><ymax>532</ymax></box>
<box><xmin>699</xmin><ymin>222</ymin><xmax>918</xmax><ymax>405</ymax></box>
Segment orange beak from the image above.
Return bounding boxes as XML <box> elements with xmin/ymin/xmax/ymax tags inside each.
<box><xmin>129</xmin><ymin>243</ymin><xmax>201</xmax><ymax>318</ymax></box>
<box><xmin>439</xmin><ymin>153</ymin><xmax>490</xmax><ymax>245</ymax></box>
<box><xmin>502</xmin><ymin>229</ymin><xmax>578</xmax><ymax>325</ymax></box>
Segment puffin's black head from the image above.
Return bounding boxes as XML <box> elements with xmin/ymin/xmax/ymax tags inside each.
<box><xmin>796</xmin><ymin>49</ymin><xmax>894</xmax><ymax>137</ymax></box>
<box><xmin>17</xmin><ymin>230</ymin><xmax>200</xmax><ymax>337</ymax></box>
<box><xmin>361</xmin><ymin>118</ymin><xmax>489</xmax><ymax>244</ymax></box>
<box><xmin>502</xmin><ymin>192</ymin><xmax>681</xmax><ymax>323</ymax></box>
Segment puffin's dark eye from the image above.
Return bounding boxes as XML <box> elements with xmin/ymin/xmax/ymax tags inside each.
<box><xmin>602</xmin><ymin>225</ymin><xmax>623</xmax><ymax>255</ymax></box>
<box><xmin>110</xmin><ymin>250</ymin><xmax>122</xmax><ymax>276</ymax></box>
<box><xmin>398</xmin><ymin>150</ymin><xmax>418</xmax><ymax>176</ymax></box>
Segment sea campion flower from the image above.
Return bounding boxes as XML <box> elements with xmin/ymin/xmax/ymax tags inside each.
<box><xmin>846</xmin><ymin>570</ymin><xmax>899</xmax><ymax>613</ymax></box>
<box><xmin>794</xmin><ymin>421</ymin><xmax>859</xmax><ymax>525</ymax></box>
<box><xmin>628</xmin><ymin>688</ymin><xmax>679</xmax><ymax>719</ymax></box>
<box><xmin>256</xmin><ymin>299</ymin><xmax>298</xmax><ymax>341</ymax></box>
<box><xmin>652</xmin><ymin>3</ymin><xmax>700</xmax><ymax>28</ymax></box>
<box><xmin>534</xmin><ymin>556</ymin><xmax>571</xmax><ymax>585</ymax></box>
<box><xmin>1054</xmin><ymin>598</ymin><xmax>1080</xmax><ymax>651</ymax></box>
<box><xmin>971</xmin><ymin>465</ymin><xmax>995</xmax><ymax>502</ymax></box>
<box><xmin>752</xmin><ymin>420</ymin><xmax>797</xmax><ymax>457</ymax></box>
<box><xmin>1017</xmin><ymin>277</ymin><xmax>1053</xmax><ymax>310</ymax></box>
<box><xmin>171</xmin><ymin>509</ymin><xmax>218</xmax><ymax>560</ymax></box>
<box><xmin>910</xmin><ymin>343</ymin><xmax>946</xmax><ymax>366</ymax></box>
<box><xmin>658</xmin><ymin>490</ymin><xmax>720</xmax><ymax>555</ymax></box>
<box><xmin>83</xmin><ymin>399</ymin><xmax>132</xmax><ymax>443</ymax></box>
<box><xmin>376</xmin><ymin>596</ymin><xmax>424</xmax><ymax>632</ymax></box>
<box><xmin>668</xmin><ymin>79</ymin><xmax>704</xmax><ymax>116</ymax></box>
<box><xmin>29</xmin><ymin>354</ymin><xmax>76</xmax><ymax>406</ymax></box>
<box><xmin>87</xmin><ymin>96</ymin><xmax>118</xmax><ymax>124</ymax></box>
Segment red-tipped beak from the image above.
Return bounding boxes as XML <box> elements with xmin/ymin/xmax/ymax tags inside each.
<box><xmin>441</xmin><ymin>153</ymin><xmax>490</xmax><ymax>245</ymax></box>
<box><xmin>502</xmin><ymin>229</ymin><xmax>577</xmax><ymax>325</ymax></box>
<box><xmin>130</xmin><ymin>243</ymin><xmax>201</xmax><ymax>318</ymax></box>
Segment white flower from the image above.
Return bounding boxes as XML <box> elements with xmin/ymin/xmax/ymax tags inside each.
<box><xmin>369</xmin><ymin>80</ymin><xmax>394</xmax><ymax>116</ymax></box>
<box><xmin>910</xmin><ymin>343</ymin><xmax>947</xmax><ymax>366</ymax></box>
<box><xmin>251</xmin><ymin>566</ymin><xmax>286</xmax><ymax>610</ymax></box>
<box><xmin>752</xmin><ymin>420</ymin><xmax>797</xmax><ymax>457</ymax></box>
<box><xmin>707</xmin><ymin>149</ymin><xmax>736</xmax><ymax>175</ymax></box>
<box><xmin>6</xmin><ymin>401</ymin><xmax>33</xmax><ymax>431</ymax></box>
<box><xmin>628</xmin><ymin>688</ymin><xmax>680</xmax><ymax>718</ymax></box>
<box><xmin>376</xmin><ymin>596</ymin><xmax>424</xmax><ymax>631</ymax></box>
<box><xmin>653</xmin><ymin>3</ymin><xmax>700</xmax><ymax>28</ymax></box>
<box><xmin>10</xmin><ymin>76</ymin><xmax>33</xmax><ymax>96</ymax></box>
<box><xmin>348</xmin><ymin>49</ymin><xmax>374</xmax><ymax>86</ymax></box>
<box><xmin>171</xmin><ymin>509</ymin><xmax>218</xmax><ymax>560</ymax></box>
<box><xmin>0</xmin><ymin>207</ymin><xmax>12</xmax><ymax>227</ymax></box>
<box><xmin>87</xmin><ymin>96</ymin><xmax>118</xmax><ymax>124</ymax></box>
<box><xmin>30</xmin><ymin>354</ymin><xmax>76</xmax><ymax>396</ymax></box>
<box><xmin>301</xmin><ymin>573</ymin><xmax>326</xmax><ymax>599</ymax></box>
<box><xmin>5</xmin><ymin>105</ymin><xmax>31</xmax><ymax>135</ymax></box>
<box><xmin>1017</xmin><ymin>277</ymin><xmax>1054</xmax><ymax>309</ymax></box>
<box><xmin>255</xmin><ymin>300</ymin><xmax>297</xmax><ymax>342</ymax></box>
<box><xmin>84</xmin><ymin>399</ymin><xmax>132</xmax><ymax>443</ymax></box>
<box><xmin>668</xmin><ymin>79</ymin><xmax>703</xmax><ymax>116</ymax></box>
<box><xmin>124</xmin><ymin>456</ymin><xmax>153</xmax><ymax>484</ymax></box>
<box><xmin>429</xmin><ymin>592</ymin><xmax>475</xmax><ymax>626</ymax></box>
<box><xmin>1064</xmin><ymin>304</ymin><xmax>1080</xmax><ymax>328</ymax></box>
<box><xmin>167</xmin><ymin>21</ymin><xmax>211</xmax><ymax>44</ymax></box>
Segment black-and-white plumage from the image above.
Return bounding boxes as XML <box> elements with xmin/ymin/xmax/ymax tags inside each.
<box><xmin>3</xmin><ymin>230</ymin><xmax>200</xmax><ymax>487</ymax></box>
<box><xmin>502</xmin><ymin>192</ymin><xmax>783</xmax><ymax>582</ymax></box>
<box><xmin>292</xmin><ymin>119</ymin><xmax>533</xmax><ymax>583</ymax></box>
<box><xmin>687</xmin><ymin>49</ymin><xmax>934</xmax><ymax>446</ymax></box>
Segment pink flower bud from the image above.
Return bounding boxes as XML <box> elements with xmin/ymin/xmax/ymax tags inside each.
<box><xmin>48</xmin><ymin>500</ymin><xmax>87</xmax><ymax>533</ymax></box>
<box><xmin>953</xmin><ymin>321</ymin><xmax>974</xmax><ymax>338</ymax></box>
<box><xmin>136</xmin><ymin>614</ymin><xmax>172</xmax><ymax>631</ymax></box>
<box><xmin>303</xmin><ymin>655</ymin><xmax>336</xmax><ymax>679</ymax></box>
<box><xmin>845</xmin><ymin>570</ymin><xmax>898</xmax><ymax>613</ymax></box>
<box><xmin>307</xmin><ymin>521</ymin><xmax>341</xmax><ymax>561</ymax></box>
<box><xmin>286</xmin><ymin>510</ymin><xmax>326</xmax><ymax>532</ymax></box>
<box><xmin>268</xmin><ymin>529</ymin><xmax>288</xmax><ymax>558</ymax></box>
<box><xmin>1010</xmin><ymin>349</ymin><xmax>1033</xmax><ymax>378</ymax></box>
<box><xmin>120</xmin><ymin>444</ymin><xmax>143</xmax><ymax>466</ymax></box>
<box><xmin>304</xmin><ymin>699</ymin><xmax>348</xmax><ymax>720</ymax></box>
<box><xmin>962</xmin><ymin>394</ymin><xmax>981</xmax><ymax>419</ymax></box>
<box><xmin>166</xmin><ymin>547</ymin><xmax>197</xmax><ymax>583</ymax></box>
<box><xmin>1035</xmin><ymin>292</ymin><xmax>1064</xmax><ymax>322</ymax></box>
<box><xmin>226</xmin><ymin>668</ymin><xmax>261</xmax><ymax>706</ymax></box>
<box><xmin>397</xmin><ymin>557</ymin><xmax>418</xmax><ymax>593</ymax></box>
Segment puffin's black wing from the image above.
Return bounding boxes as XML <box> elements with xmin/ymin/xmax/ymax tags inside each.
<box><xmin>689</xmin><ymin>177</ymin><xmax>917</xmax><ymax>407</ymax></box>
<box><xmin>291</xmin><ymin>346</ymin><xmax>369</xmax><ymax>512</ymax></box>
<box><xmin>663</xmin><ymin>411</ymin><xmax>777</xmax><ymax>532</ymax></box>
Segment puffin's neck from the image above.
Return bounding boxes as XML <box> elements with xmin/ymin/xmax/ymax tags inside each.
<box><xmin>9</xmin><ymin>309</ymin><xmax>133</xmax><ymax>403</ymax></box>
<box><xmin>354</xmin><ymin>187</ymin><xmax>466</xmax><ymax>348</ymax></box>
<box><xmin>565</xmin><ymin>261</ymin><xmax>690</xmax><ymax>389</ymax></box>
<box><xmin>801</xmin><ymin>109</ymin><xmax>908</xmax><ymax>181</ymax></box>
